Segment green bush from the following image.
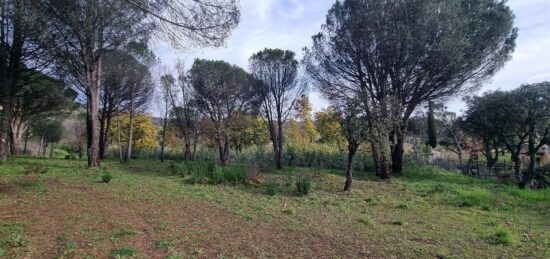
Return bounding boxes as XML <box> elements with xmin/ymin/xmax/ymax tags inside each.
<box><xmin>295</xmin><ymin>177</ymin><xmax>312</xmax><ymax>196</ymax></box>
<box><xmin>101</xmin><ymin>172</ymin><xmax>113</xmax><ymax>183</ymax></box>
<box><xmin>264</xmin><ymin>181</ymin><xmax>280</xmax><ymax>196</ymax></box>
<box><xmin>182</xmin><ymin>161</ymin><xmax>246</xmax><ymax>185</ymax></box>
<box><xmin>492</xmin><ymin>226</ymin><xmax>513</xmax><ymax>245</ymax></box>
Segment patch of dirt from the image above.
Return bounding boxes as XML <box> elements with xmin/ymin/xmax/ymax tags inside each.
<box><xmin>3</xmin><ymin>178</ymin><xmax>378</xmax><ymax>258</ymax></box>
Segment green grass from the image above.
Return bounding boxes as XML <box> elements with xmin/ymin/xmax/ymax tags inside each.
<box><xmin>0</xmin><ymin>157</ymin><xmax>549</xmax><ymax>258</ymax></box>
<box><xmin>110</xmin><ymin>246</ymin><xmax>138</xmax><ymax>258</ymax></box>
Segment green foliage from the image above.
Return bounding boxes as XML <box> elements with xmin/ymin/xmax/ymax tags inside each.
<box><xmin>0</xmin><ymin>221</ymin><xmax>26</xmax><ymax>248</ymax></box>
<box><xmin>492</xmin><ymin>226</ymin><xmax>514</xmax><ymax>245</ymax></box>
<box><xmin>264</xmin><ymin>181</ymin><xmax>280</xmax><ymax>196</ymax></box>
<box><xmin>110</xmin><ymin>246</ymin><xmax>138</xmax><ymax>258</ymax></box>
<box><xmin>179</xmin><ymin>161</ymin><xmax>247</xmax><ymax>185</ymax></box>
<box><xmin>151</xmin><ymin>239</ymin><xmax>176</xmax><ymax>250</ymax></box>
<box><xmin>101</xmin><ymin>171</ymin><xmax>113</xmax><ymax>183</ymax></box>
<box><xmin>295</xmin><ymin>177</ymin><xmax>312</xmax><ymax>196</ymax></box>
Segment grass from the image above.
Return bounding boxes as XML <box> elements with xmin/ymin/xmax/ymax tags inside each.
<box><xmin>0</xmin><ymin>157</ymin><xmax>548</xmax><ymax>258</ymax></box>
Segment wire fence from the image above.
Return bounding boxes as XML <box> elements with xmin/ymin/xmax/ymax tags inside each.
<box><xmin>421</xmin><ymin>157</ymin><xmax>517</xmax><ymax>180</ymax></box>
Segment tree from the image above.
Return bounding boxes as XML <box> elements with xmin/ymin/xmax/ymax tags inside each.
<box><xmin>230</xmin><ymin>114</ymin><xmax>270</xmax><ymax>153</ymax></box>
<box><xmin>110</xmin><ymin>113</ymin><xmax>158</xmax><ymax>154</ymax></box>
<box><xmin>513</xmin><ymin>83</ymin><xmax>550</xmax><ymax>188</ymax></box>
<box><xmin>10</xmin><ymin>69</ymin><xmax>77</xmax><ymax>155</ymax></box>
<box><xmin>33</xmin><ymin>0</ymin><xmax>240</xmax><ymax>167</ymax></box>
<box><xmin>99</xmin><ymin>44</ymin><xmax>154</xmax><ymax>159</ymax></box>
<box><xmin>463</xmin><ymin>92</ymin><xmax>509</xmax><ymax>168</ymax></box>
<box><xmin>304</xmin><ymin>0</ymin><xmax>517</xmax><ymax>177</ymax></box>
<box><xmin>159</xmin><ymin>73</ymin><xmax>175</xmax><ymax>162</ymax></box>
<box><xmin>122</xmin><ymin>46</ymin><xmax>155</xmax><ymax>164</ymax></box>
<box><xmin>436</xmin><ymin>106</ymin><xmax>465</xmax><ymax>169</ymax></box>
<box><xmin>314</xmin><ymin>106</ymin><xmax>344</xmax><ymax>145</ymax></box>
<box><xmin>337</xmin><ymin>102</ymin><xmax>367</xmax><ymax>191</ymax></box>
<box><xmin>30</xmin><ymin>118</ymin><xmax>64</xmax><ymax>157</ymax></box>
<box><xmin>249</xmin><ymin>48</ymin><xmax>305</xmax><ymax>169</ymax></box>
<box><xmin>427</xmin><ymin>101</ymin><xmax>437</xmax><ymax>148</ymax></box>
<box><xmin>170</xmin><ymin>61</ymin><xmax>201</xmax><ymax>161</ymax></box>
<box><xmin>0</xmin><ymin>0</ymin><xmax>48</xmax><ymax>162</ymax></box>
<box><xmin>189</xmin><ymin>59</ymin><xmax>255</xmax><ymax>165</ymax></box>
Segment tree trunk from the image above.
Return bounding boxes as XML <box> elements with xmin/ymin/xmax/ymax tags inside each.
<box><xmin>117</xmin><ymin>114</ymin><xmax>123</xmax><ymax>162</ymax></box>
<box><xmin>49</xmin><ymin>143</ymin><xmax>55</xmax><ymax>158</ymax></box>
<box><xmin>276</xmin><ymin>120</ymin><xmax>284</xmax><ymax>169</ymax></box>
<box><xmin>38</xmin><ymin>133</ymin><xmax>45</xmax><ymax>156</ymax></box>
<box><xmin>124</xmin><ymin>85</ymin><xmax>135</xmax><ymax>164</ymax></box>
<box><xmin>23</xmin><ymin>129</ymin><xmax>29</xmax><ymax>155</ymax></box>
<box><xmin>125</xmin><ymin>109</ymin><xmax>135</xmax><ymax>164</ymax></box>
<box><xmin>160</xmin><ymin>111</ymin><xmax>168</xmax><ymax>162</ymax></box>
<box><xmin>344</xmin><ymin>141</ymin><xmax>358</xmax><ymax>191</ymax></box>
<box><xmin>217</xmin><ymin>136</ymin><xmax>230</xmax><ymax>166</ymax></box>
<box><xmin>85</xmin><ymin>58</ymin><xmax>102</xmax><ymax>167</ymax></box>
<box><xmin>521</xmin><ymin>125</ymin><xmax>537</xmax><ymax>188</ymax></box>
<box><xmin>9</xmin><ymin>125</ymin><xmax>19</xmax><ymax>155</ymax></box>
<box><xmin>99</xmin><ymin>111</ymin><xmax>107</xmax><ymax>159</ymax></box>
<box><xmin>391</xmin><ymin>128</ymin><xmax>405</xmax><ymax>175</ymax></box>
<box><xmin>0</xmin><ymin>94</ymin><xmax>12</xmax><ymax>162</ymax></box>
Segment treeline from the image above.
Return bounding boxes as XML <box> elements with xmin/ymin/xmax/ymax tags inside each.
<box><xmin>412</xmin><ymin>84</ymin><xmax>550</xmax><ymax>188</ymax></box>
<box><xmin>6</xmin><ymin>0</ymin><xmax>549</xmax><ymax>191</ymax></box>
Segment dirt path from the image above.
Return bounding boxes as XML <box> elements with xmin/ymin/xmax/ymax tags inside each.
<box><xmin>2</xmin><ymin>177</ymin><xmax>368</xmax><ymax>258</ymax></box>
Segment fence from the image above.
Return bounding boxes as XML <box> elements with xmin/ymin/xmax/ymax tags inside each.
<box><xmin>423</xmin><ymin>157</ymin><xmax>516</xmax><ymax>180</ymax></box>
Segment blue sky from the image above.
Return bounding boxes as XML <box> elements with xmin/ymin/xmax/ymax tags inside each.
<box><xmin>153</xmin><ymin>0</ymin><xmax>550</xmax><ymax>114</ymax></box>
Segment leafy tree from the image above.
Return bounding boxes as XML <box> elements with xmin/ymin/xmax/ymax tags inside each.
<box><xmin>304</xmin><ymin>0</ymin><xmax>517</xmax><ymax>177</ymax></box>
<box><xmin>230</xmin><ymin>114</ymin><xmax>270</xmax><ymax>153</ymax></box>
<box><xmin>99</xmin><ymin>43</ymin><xmax>154</xmax><ymax>159</ymax></box>
<box><xmin>249</xmin><ymin>48</ymin><xmax>305</xmax><ymax>169</ymax></box>
<box><xmin>170</xmin><ymin>60</ymin><xmax>201</xmax><ymax>161</ymax></box>
<box><xmin>189</xmin><ymin>59</ymin><xmax>255</xmax><ymax>165</ymax></box>
<box><xmin>10</xmin><ymin>69</ymin><xmax>77</xmax><ymax>155</ymax></box>
<box><xmin>337</xmin><ymin>102</ymin><xmax>367</xmax><ymax>191</ymax></box>
<box><xmin>463</xmin><ymin>91</ymin><xmax>509</xmax><ymax>168</ymax></box>
<box><xmin>0</xmin><ymin>0</ymin><xmax>48</xmax><ymax>162</ymax></box>
<box><xmin>30</xmin><ymin>119</ymin><xmax>64</xmax><ymax>157</ymax></box>
<box><xmin>110</xmin><ymin>113</ymin><xmax>158</xmax><ymax>153</ymax></box>
<box><xmin>314</xmin><ymin>106</ymin><xmax>344</xmax><ymax>145</ymax></box>
<box><xmin>293</xmin><ymin>95</ymin><xmax>318</xmax><ymax>144</ymax></box>
<box><xmin>513</xmin><ymin>83</ymin><xmax>550</xmax><ymax>188</ymax></box>
<box><xmin>159</xmin><ymin>73</ymin><xmax>175</xmax><ymax>162</ymax></box>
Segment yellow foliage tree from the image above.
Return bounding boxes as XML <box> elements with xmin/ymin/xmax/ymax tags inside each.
<box><xmin>110</xmin><ymin>113</ymin><xmax>158</xmax><ymax>151</ymax></box>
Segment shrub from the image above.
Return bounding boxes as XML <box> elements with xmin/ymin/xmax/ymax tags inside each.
<box><xmin>264</xmin><ymin>181</ymin><xmax>280</xmax><ymax>196</ymax></box>
<box><xmin>295</xmin><ymin>177</ymin><xmax>312</xmax><ymax>196</ymax></box>
<box><xmin>101</xmin><ymin>172</ymin><xmax>113</xmax><ymax>183</ymax></box>
<box><xmin>492</xmin><ymin>226</ymin><xmax>513</xmax><ymax>245</ymax></box>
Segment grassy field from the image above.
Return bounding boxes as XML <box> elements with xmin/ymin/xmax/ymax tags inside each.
<box><xmin>0</xmin><ymin>157</ymin><xmax>549</xmax><ymax>258</ymax></box>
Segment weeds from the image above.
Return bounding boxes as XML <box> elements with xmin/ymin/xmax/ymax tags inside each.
<box><xmin>264</xmin><ymin>181</ymin><xmax>280</xmax><ymax>196</ymax></box>
<box><xmin>110</xmin><ymin>246</ymin><xmax>138</xmax><ymax>258</ymax></box>
<box><xmin>102</xmin><ymin>171</ymin><xmax>113</xmax><ymax>183</ymax></box>
<box><xmin>295</xmin><ymin>177</ymin><xmax>312</xmax><ymax>196</ymax></box>
<box><xmin>491</xmin><ymin>226</ymin><xmax>514</xmax><ymax>245</ymax></box>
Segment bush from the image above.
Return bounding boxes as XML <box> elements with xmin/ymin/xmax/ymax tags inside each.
<box><xmin>492</xmin><ymin>226</ymin><xmax>513</xmax><ymax>245</ymax></box>
<box><xmin>264</xmin><ymin>181</ymin><xmax>280</xmax><ymax>196</ymax></box>
<box><xmin>182</xmin><ymin>161</ymin><xmax>246</xmax><ymax>185</ymax></box>
<box><xmin>101</xmin><ymin>172</ymin><xmax>113</xmax><ymax>183</ymax></box>
<box><xmin>295</xmin><ymin>177</ymin><xmax>312</xmax><ymax>196</ymax></box>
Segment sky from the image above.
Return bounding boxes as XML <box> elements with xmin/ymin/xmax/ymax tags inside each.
<box><xmin>152</xmin><ymin>0</ymin><xmax>550</xmax><ymax>115</ymax></box>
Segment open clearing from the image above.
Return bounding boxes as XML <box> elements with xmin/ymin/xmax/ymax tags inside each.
<box><xmin>0</xmin><ymin>157</ymin><xmax>549</xmax><ymax>258</ymax></box>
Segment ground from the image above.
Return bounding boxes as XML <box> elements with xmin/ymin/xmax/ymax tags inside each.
<box><xmin>0</xmin><ymin>157</ymin><xmax>549</xmax><ymax>258</ymax></box>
